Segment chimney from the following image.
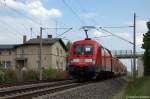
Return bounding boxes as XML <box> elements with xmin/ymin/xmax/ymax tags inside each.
<box><xmin>23</xmin><ymin>35</ymin><xmax>27</xmax><ymax>44</ymax></box>
<box><xmin>37</xmin><ymin>35</ymin><xmax>40</xmax><ymax>39</ymax></box>
<box><xmin>48</xmin><ymin>35</ymin><xmax>52</xmax><ymax>38</ymax></box>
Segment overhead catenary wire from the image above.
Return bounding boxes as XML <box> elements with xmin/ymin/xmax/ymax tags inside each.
<box><xmin>74</xmin><ymin>0</ymin><xmax>136</xmax><ymax>47</ymax></box>
<box><xmin>0</xmin><ymin>2</ymin><xmax>29</xmax><ymax>32</ymax></box>
<box><xmin>1</xmin><ymin>0</ymin><xmax>41</xmax><ymax>25</ymax></box>
<box><xmin>92</xmin><ymin>35</ymin><xmax>112</xmax><ymax>39</ymax></box>
<box><xmin>74</xmin><ymin>0</ymin><xmax>98</xmax><ymax>26</ymax></box>
<box><xmin>62</xmin><ymin>0</ymin><xmax>85</xmax><ymax>25</ymax></box>
<box><xmin>101</xmin><ymin>26</ymin><xmax>134</xmax><ymax>28</ymax></box>
<box><xmin>0</xmin><ymin>1</ymin><xmax>35</xmax><ymax>42</ymax></box>
<box><xmin>55</xmin><ymin>28</ymin><xmax>73</xmax><ymax>38</ymax></box>
<box><xmin>98</xmin><ymin>27</ymin><xmax>133</xmax><ymax>45</ymax></box>
<box><xmin>0</xmin><ymin>19</ymin><xmax>22</xmax><ymax>37</ymax></box>
<box><xmin>0</xmin><ymin>0</ymin><xmax>41</xmax><ymax>37</ymax></box>
<box><xmin>0</xmin><ymin>0</ymin><xmax>62</xmax><ymax>42</ymax></box>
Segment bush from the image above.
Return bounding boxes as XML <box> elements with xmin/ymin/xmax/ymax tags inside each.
<box><xmin>0</xmin><ymin>67</ymin><xmax>69</xmax><ymax>83</ymax></box>
<box><xmin>42</xmin><ymin>67</ymin><xmax>69</xmax><ymax>80</ymax></box>
<box><xmin>0</xmin><ymin>69</ymin><xmax>5</xmax><ymax>83</ymax></box>
<box><xmin>0</xmin><ymin>69</ymin><xmax>39</xmax><ymax>83</ymax></box>
<box><xmin>23</xmin><ymin>70</ymin><xmax>38</xmax><ymax>81</ymax></box>
<box><xmin>3</xmin><ymin>69</ymin><xmax>18</xmax><ymax>83</ymax></box>
<box><xmin>42</xmin><ymin>67</ymin><xmax>57</xmax><ymax>80</ymax></box>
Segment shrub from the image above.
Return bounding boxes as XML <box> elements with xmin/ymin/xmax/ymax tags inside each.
<box><xmin>23</xmin><ymin>70</ymin><xmax>38</xmax><ymax>81</ymax></box>
<box><xmin>0</xmin><ymin>69</ymin><xmax>39</xmax><ymax>83</ymax></box>
<box><xmin>4</xmin><ymin>69</ymin><xmax>18</xmax><ymax>83</ymax></box>
<box><xmin>0</xmin><ymin>69</ymin><xmax>5</xmax><ymax>83</ymax></box>
<box><xmin>42</xmin><ymin>67</ymin><xmax>57</xmax><ymax>80</ymax></box>
<box><xmin>42</xmin><ymin>67</ymin><xmax>70</xmax><ymax>80</ymax></box>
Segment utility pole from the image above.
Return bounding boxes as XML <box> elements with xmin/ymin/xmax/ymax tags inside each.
<box><xmin>131</xmin><ymin>50</ymin><xmax>133</xmax><ymax>77</ymax></box>
<box><xmin>133</xmin><ymin>13</ymin><xmax>136</xmax><ymax>80</ymax></box>
<box><xmin>39</xmin><ymin>27</ymin><xmax>43</xmax><ymax>80</ymax></box>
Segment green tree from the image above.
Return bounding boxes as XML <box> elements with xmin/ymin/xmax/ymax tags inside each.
<box><xmin>142</xmin><ymin>20</ymin><xmax>150</xmax><ymax>75</ymax></box>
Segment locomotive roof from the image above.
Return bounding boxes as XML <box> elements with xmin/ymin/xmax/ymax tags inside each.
<box><xmin>73</xmin><ymin>39</ymin><xmax>99</xmax><ymax>45</ymax></box>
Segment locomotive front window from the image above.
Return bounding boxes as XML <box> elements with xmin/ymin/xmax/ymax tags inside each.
<box><xmin>74</xmin><ymin>44</ymin><xmax>93</xmax><ymax>55</ymax></box>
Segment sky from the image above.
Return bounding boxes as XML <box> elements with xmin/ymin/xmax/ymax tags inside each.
<box><xmin>0</xmin><ymin>0</ymin><xmax>149</xmax><ymax>71</ymax></box>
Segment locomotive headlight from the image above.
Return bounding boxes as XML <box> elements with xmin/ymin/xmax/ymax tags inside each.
<box><xmin>69</xmin><ymin>59</ymin><xmax>80</xmax><ymax>63</ymax></box>
<box><xmin>73</xmin><ymin>59</ymin><xmax>80</xmax><ymax>62</ymax></box>
<box><xmin>84</xmin><ymin>59</ymin><xmax>96</xmax><ymax>64</ymax></box>
<box><xmin>84</xmin><ymin>59</ymin><xmax>92</xmax><ymax>62</ymax></box>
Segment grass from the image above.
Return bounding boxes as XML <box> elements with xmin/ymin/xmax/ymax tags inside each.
<box><xmin>123</xmin><ymin>76</ymin><xmax>150</xmax><ymax>99</ymax></box>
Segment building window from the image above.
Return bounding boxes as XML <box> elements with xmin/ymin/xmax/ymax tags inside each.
<box><xmin>1</xmin><ymin>61</ymin><xmax>12</xmax><ymax>69</ymax></box>
<box><xmin>6</xmin><ymin>61</ymin><xmax>11</xmax><ymax>68</ymax></box>
<box><xmin>21</xmin><ymin>49</ymin><xmax>24</xmax><ymax>57</ymax></box>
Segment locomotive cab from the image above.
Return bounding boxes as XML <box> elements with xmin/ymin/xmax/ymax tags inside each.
<box><xmin>70</xmin><ymin>44</ymin><xmax>95</xmax><ymax>64</ymax></box>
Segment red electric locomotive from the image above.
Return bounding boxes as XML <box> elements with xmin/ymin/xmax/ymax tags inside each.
<box><xmin>66</xmin><ymin>27</ymin><xmax>126</xmax><ymax>80</ymax></box>
<box><xmin>67</xmin><ymin>39</ymin><xmax>114</xmax><ymax>80</ymax></box>
<box><xmin>67</xmin><ymin>38</ymin><xmax>126</xmax><ymax>80</ymax></box>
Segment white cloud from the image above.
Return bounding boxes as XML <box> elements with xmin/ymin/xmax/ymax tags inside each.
<box><xmin>136</xmin><ymin>20</ymin><xmax>147</xmax><ymax>46</ymax></box>
<box><xmin>1</xmin><ymin>0</ymin><xmax>62</xmax><ymax>18</ymax></box>
<box><xmin>119</xmin><ymin>20</ymin><xmax>148</xmax><ymax>46</ymax></box>
<box><xmin>136</xmin><ymin>35</ymin><xmax>143</xmax><ymax>46</ymax></box>
<box><xmin>27</xmin><ymin>1</ymin><xmax>62</xmax><ymax>17</ymax></box>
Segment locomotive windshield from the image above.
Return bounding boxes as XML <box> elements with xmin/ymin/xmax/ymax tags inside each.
<box><xmin>74</xmin><ymin>44</ymin><xmax>93</xmax><ymax>55</ymax></box>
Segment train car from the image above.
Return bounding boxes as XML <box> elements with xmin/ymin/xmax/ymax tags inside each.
<box><xmin>66</xmin><ymin>39</ymin><xmax>126</xmax><ymax>80</ymax></box>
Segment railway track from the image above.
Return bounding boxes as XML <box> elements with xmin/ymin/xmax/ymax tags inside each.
<box><xmin>0</xmin><ymin>80</ymin><xmax>81</xmax><ymax>99</ymax></box>
<box><xmin>0</xmin><ymin>79</ymin><xmax>65</xmax><ymax>88</ymax></box>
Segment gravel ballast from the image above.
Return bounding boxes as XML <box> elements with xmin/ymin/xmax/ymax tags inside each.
<box><xmin>34</xmin><ymin>77</ymin><xmax>126</xmax><ymax>99</ymax></box>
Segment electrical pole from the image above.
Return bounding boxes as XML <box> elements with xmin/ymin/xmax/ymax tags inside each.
<box><xmin>39</xmin><ymin>27</ymin><xmax>43</xmax><ymax>80</ymax></box>
<box><xmin>133</xmin><ymin>13</ymin><xmax>136</xmax><ymax>80</ymax></box>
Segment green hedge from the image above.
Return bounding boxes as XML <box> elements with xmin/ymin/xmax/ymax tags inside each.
<box><xmin>0</xmin><ymin>69</ymin><xmax>38</xmax><ymax>83</ymax></box>
<box><xmin>0</xmin><ymin>67</ymin><xmax>69</xmax><ymax>83</ymax></box>
<box><xmin>42</xmin><ymin>67</ymin><xmax>57</xmax><ymax>80</ymax></box>
<box><xmin>42</xmin><ymin>67</ymin><xmax>69</xmax><ymax>80</ymax></box>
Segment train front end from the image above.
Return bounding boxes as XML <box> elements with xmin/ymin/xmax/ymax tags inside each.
<box><xmin>67</xmin><ymin>39</ymin><xmax>98</xmax><ymax>80</ymax></box>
